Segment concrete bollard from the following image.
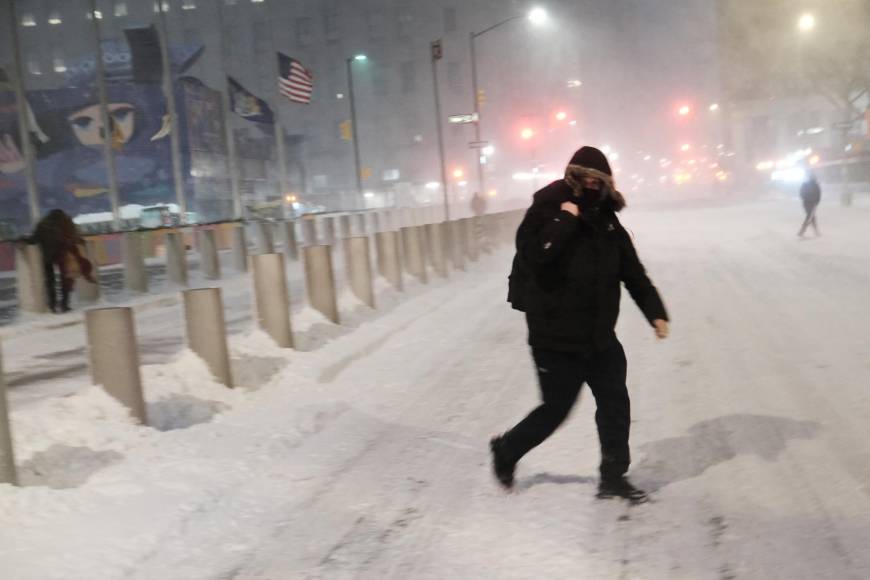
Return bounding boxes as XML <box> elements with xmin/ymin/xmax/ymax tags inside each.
<box><xmin>15</xmin><ymin>243</ymin><xmax>48</xmax><ymax>314</ymax></box>
<box><xmin>303</xmin><ymin>245</ymin><xmax>340</xmax><ymax>324</ymax></box>
<box><xmin>400</xmin><ymin>226</ymin><xmax>428</xmax><ymax>284</ymax></box>
<box><xmin>282</xmin><ymin>221</ymin><xmax>300</xmax><ymax>260</ymax></box>
<box><xmin>375</xmin><ymin>231</ymin><xmax>403</xmax><ymax>291</ymax></box>
<box><xmin>76</xmin><ymin>240</ymin><xmax>101</xmax><ymax>304</ymax></box>
<box><xmin>324</xmin><ymin>216</ymin><xmax>337</xmax><ymax>245</ymax></box>
<box><xmin>463</xmin><ymin>218</ymin><xmax>480</xmax><ymax>262</ymax></box>
<box><xmin>251</xmin><ymin>254</ymin><xmax>294</xmax><ymax>348</ymax></box>
<box><xmin>426</xmin><ymin>223</ymin><xmax>449</xmax><ymax>279</ymax></box>
<box><xmin>354</xmin><ymin>213</ymin><xmax>367</xmax><ymax>236</ymax></box>
<box><xmin>183</xmin><ymin>288</ymin><xmax>233</xmax><ymax>387</ymax></box>
<box><xmin>165</xmin><ymin>232</ymin><xmax>188</xmax><ymax>286</ymax></box>
<box><xmin>339</xmin><ymin>215</ymin><xmax>352</xmax><ymax>239</ymax></box>
<box><xmin>298</xmin><ymin>217</ymin><xmax>315</xmax><ymax>247</ymax></box>
<box><xmin>231</xmin><ymin>224</ymin><xmax>248</xmax><ymax>272</ymax></box>
<box><xmin>345</xmin><ymin>236</ymin><xmax>375</xmax><ymax>308</ymax></box>
<box><xmin>255</xmin><ymin>221</ymin><xmax>274</xmax><ymax>254</ymax></box>
<box><xmin>85</xmin><ymin>307</ymin><xmax>147</xmax><ymax>424</ymax></box>
<box><xmin>0</xmin><ymin>345</ymin><xmax>17</xmax><ymax>485</ymax></box>
<box><xmin>122</xmin><ymin>232</ymin><xmax>148</xmax><ymax>293</ymax></box>
<box><xmin>198</xmin><ymin>229</ymin><xmax>221</xmax><ymax>280</ymax></box>
<box><xmin>449</xmin><ymin>220</ymin><xmax>467</xmax><ymax>271</ymax></box>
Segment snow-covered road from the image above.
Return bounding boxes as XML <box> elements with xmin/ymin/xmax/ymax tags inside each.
<box><xmin>2</xmin><ymin>196</ymin><xmax>870</xmax><ymax>579</ymax></box>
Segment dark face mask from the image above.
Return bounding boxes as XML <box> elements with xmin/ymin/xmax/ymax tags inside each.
<box><xmin>581</xmin><ymin>187</ymin><xmax>603</xmax><ymax>208</ymax></box>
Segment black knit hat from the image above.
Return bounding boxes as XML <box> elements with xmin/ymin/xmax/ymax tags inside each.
<box><xmin>568</xmin><ymin>146</ymin><xmax>612</xmax><ymax>176</ymax></box>
<box><xmin>564</xmin><ymin>145</ymin><xmax>625</xmax><ymax>211</ymax></box>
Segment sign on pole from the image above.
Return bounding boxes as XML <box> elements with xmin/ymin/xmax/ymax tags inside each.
<box><xmin>449</xmin><ymin>113</ymin><xmax>479</xmax><ymax>124</ymax></box>
<box><xmin>431</xmin><ymin>39</ymin><xmax>443</xmax><ymax>61</ymax></box>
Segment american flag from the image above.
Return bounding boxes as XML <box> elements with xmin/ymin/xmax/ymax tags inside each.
<box><xmin>278</xmin><ymin>53</ymin><xmax>314</xmax><ymax>104</ymax></box>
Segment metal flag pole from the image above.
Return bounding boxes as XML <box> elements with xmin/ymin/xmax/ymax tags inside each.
<box><xmin>155</xmin><ymin>3</ymin><xmax>187</xmax><ymax>218</ymax></box>
<box><xmin>4</xmin><ymin>0</ymin><xmax>41</xmax><ymax>223</ymax></box>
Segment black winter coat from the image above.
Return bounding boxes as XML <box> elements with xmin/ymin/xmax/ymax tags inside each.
<box><xmin>509</xmin><ymin>180</ymin><xmax>668</xmax><ymax>352</ymax></box>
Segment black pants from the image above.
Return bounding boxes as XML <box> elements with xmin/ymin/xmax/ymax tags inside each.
<box><xmin>798</xmin><ymin>203</ymin><xmax>819</xmax><ymax>236</ymax></box>
<box><xmin>501</xmin><ymin>344</ymin><xmax>631</xmax><ymax>479</ymax></box>
<box><xmin>43</xmin><ymin>259</ymin><xmax>72</xmax><ymax>312</ymax></box>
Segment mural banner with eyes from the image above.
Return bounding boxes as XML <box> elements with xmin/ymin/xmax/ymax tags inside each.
<box><xmin>0</xmin><ymin>27</ymin><xmax>216</xmax><ymax>238</ymax></box>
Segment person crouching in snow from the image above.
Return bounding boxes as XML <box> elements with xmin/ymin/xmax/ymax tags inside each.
<box><xmin>492</xmin><ymin>146</ymin><xmax>669</xmax><ymax>503</ymax></box>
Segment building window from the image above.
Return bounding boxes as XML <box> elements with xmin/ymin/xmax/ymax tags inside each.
<box><xmin>20</xmin><ymin>13</ymin><xmax>37</xmax><ymax>27</ymax></box>
<box><xmin>47</xmin><ymin>11</ymin><xmax>62</xmax><ymax>25</ymax></box>
<box><xmin>182</xmin><ymin>0</ymin><xmax>197</xmax><ymax>10</ymax></box>
<box><xmin>296</xmin><ymin>17</ymin><xmax>312</xmax><ymax>45</ymax></box>
<box><xmin>86</xmin><ymin>9</ymin><xmax>103</xmax><ymax>20</ymax></box>
<box><xmin>153</xmin><ymin>1</ymin><xmax>170</xmax><ymax>13</ymax></box>
<box><xmin>447</xmin><ymin>62</ymin><xmax>461</xmax><ymax>93</ymax></box>
<box><xmin>324</xmin><ymin>8</ymin><xmax>340</xmax><ymax>40</ymax></box>
<box><xmin>28</xmin><ymin>60</ymin><xmax>42</xmax><ymax>76</ymax></box>
<box><xmin>373</xmin><ymin>65</ymin><xmax>390</xmax><ymax>96</ymax></box>
<box><xmin>114</xmin><ymin>2</ymin><xmax>128</xmax><ymax>17</ymax></box>
<box><xmin>223</xmin><ymin>26</ymin><xmax>240</xmax><ymax>57</ymax></box>
<box><xmin>397</xmin><ymin>10</ymin><xmax>413</xmax><ymax>39</ymax></box>
<box><xmin>53</xmin><ymin>57</ymin><xmax>67</xmax><ymax>74</ymax></box>
<box><xmin>251</xmin><ymin>0</ymin><xmax>265</xmax><ymax>4</ymax></box>
<box><xmin>444</xmin><ymin>7</ymin><xmax>457</xmax><ymax>33</ymax></box>
<box><xmin>367</xmin><ymin>10</ymin><xmax>385</xmax><ymax>39</ymax></box>
<box><xmin>400</xmin><ymin>61</ymin><xmax>416</xmax><ymax>94</ymax></box>
<box><xmin>253</xmin><ymin>22</ymin><xmax>270</xmax><ymax>54</ymax></box>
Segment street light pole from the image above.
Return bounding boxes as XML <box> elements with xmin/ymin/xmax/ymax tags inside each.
<box><xmin>431</xmin><ymin>40</ymin><xmax>450</xmax><ymax>221</ymax></box>
<box><xmin>468</xmin><ymin>9</ymin><xmax>548</xmax><ymax>202</ymax></box>
<box><xmin>469</xmin><ymin>32</ymin><xmax>485</xmax><ymax>200</ymax></box>
<box><xmin>346</xmin><ymin>57</ymin><xmax>364</xmax><ymax>203</ymax></box>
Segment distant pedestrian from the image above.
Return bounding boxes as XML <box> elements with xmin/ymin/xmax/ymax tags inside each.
<box><xmin>493</xmin><ymin>146</ymin><xmax>669</xmax><ymax>503</ymax></box>
<box><xmin>798</xmin><ymin>172</ymin><xmax>821</xmax><ymax>237</ymax></box>
<box><xmin>28</xmin><ymin>209</ymin><xmax>94</xmax><ymax>313</ymax></box>
<box><xmin>470</xmin><ymin>192</ymin><xmax>491</xmax><ymax>252</ymax></box>
<box><xmin>471</xmin><ymin>192</ymin><xmax>487</xmax><ymax>217</ymax></box>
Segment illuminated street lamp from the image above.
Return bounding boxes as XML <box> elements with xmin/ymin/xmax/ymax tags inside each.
<box><xmin>528</xmin><ymin>7</ymin><xmax>549</xmax><ymax>25</ymax></box>
<box><xmin>346</xmin><ymin>54</ymin><xmax>369</xmax><ymax>197</ymax></box>
<box><xmin>798</xmin><ymin>13</ymin><xmax>816</xmax><ymax>33</ymax></box>
<box><xmin>521</xmin><ymin>127</ymin><xmax>535</xmax><ymax>140</ymax></box>
<box><xmin>470</xmin><ymin>6</ymin><xmax>549</xmax><ymax>195</ymax></box>
<box><xmin>678</xmin><ymin>104</ymin><xmax>691</xmax><ymax>116</ymax></box>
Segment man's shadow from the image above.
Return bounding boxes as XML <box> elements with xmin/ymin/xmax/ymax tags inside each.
<box><xmin>632</xmin><ymin>414</ymin><xmax>820</xmax><ymax>492</ymax></box>
<box><xmin>518</xmin><ymin>414</ymin><xmax>820</xmax><ymax>492</ymax></box>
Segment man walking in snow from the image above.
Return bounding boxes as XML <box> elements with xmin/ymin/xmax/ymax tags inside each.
<box><xmin>492</xmin><ymin>146</ymin><xmax>669</xmax><ymax>503</ymax></box>
<box><xmin>798</xmin><ymin>172</ymin><xmax>821</xmax><ymax>237</ymax></box>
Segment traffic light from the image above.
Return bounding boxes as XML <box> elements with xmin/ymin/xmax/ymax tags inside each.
<box><xmin>339</xmin><ymin>120</ymin><xmax>353</xmax><ymax>141</ymax></box>
<box><xmin>520</xmin><ymin>127</ymin><xmax>535</xmax><ymax>140</ymax></box>
<box><xmin>677</xmin><ymin>104</ymin><xmax>692</xmax><ymax>117</ymax></box>
<box><xmin>452</xmin><ymin>167</ymin><xmax>465</xmax><ymax>180</ymax></box>
<box><xmin>554</xmin><ymin>111</ymin><xmax>568</xmax><ymax>122</ymax></box>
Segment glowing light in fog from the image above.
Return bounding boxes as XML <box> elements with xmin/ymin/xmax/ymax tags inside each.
<box><xmin>798</xmin><ymin>13</ymin><xmax>816</xmax><ymax>33</ymax></box>
<box><xmin>520</xmin><ymin>128</ymin><xmax>535</xmax><ymax>140</ymax></box>
<box><xmin>528</xmin><ymin>7</ymin><xmax>548</xmax><ymax>25</ymax></box>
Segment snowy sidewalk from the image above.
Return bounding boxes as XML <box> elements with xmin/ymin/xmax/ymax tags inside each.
<box><xmin>3</xmin><ymin>198</ymin><xmax>870</xmax><ymax>579</ymax></box>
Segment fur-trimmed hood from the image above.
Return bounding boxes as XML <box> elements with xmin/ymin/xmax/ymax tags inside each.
<box><xmin>564</xmin><ymin>164</ymin><xmax>626</xmax><ymax>212</ymax></box>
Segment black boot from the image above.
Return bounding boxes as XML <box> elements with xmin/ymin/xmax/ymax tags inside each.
<box><xmin>489</xmin><ymin>435</ymin><xmax>516</xmax><ymax>490</ymax></box>
<box><xmin>597</xmin><ymin>476</ymin><xmax>649</xmax><ymax>504</ymax></box>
